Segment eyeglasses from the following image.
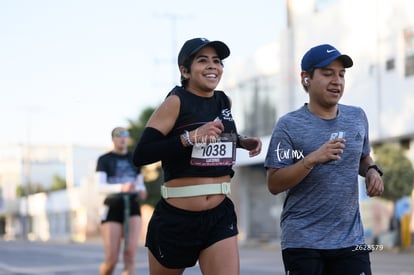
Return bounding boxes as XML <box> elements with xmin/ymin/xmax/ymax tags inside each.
<box><xmin>113</xmin><ymin>131</ymin><xmax>130</xmax><ymax>137</ymax></box>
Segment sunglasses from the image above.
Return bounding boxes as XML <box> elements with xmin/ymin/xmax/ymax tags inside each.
<box><xmin>113</xmin><ymin>131</ymin><xmax>130</xmax><ymax>137</ymax></box>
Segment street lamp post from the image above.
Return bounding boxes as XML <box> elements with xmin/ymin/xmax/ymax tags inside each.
<box><xmin>22</xmin><ymin>111</ymin><xmax>32</xmax><ymax>240</ymax></box>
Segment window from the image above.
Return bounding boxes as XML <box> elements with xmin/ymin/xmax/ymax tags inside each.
<box><xmin>386</xmin><ymin>59</ymin><xmax>395</xmax><ymax>71</ymax></box>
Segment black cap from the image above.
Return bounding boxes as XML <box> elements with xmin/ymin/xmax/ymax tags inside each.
<box><xmin>177</xmin><ymin>38</ymin><xmax>230</xmax><ymax>67</ymax></box>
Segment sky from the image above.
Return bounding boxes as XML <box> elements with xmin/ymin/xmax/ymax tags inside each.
<box><xmin>0</xmin><ymin>0</ymin><xmax>286</xmax><ymax>148</ymax></box>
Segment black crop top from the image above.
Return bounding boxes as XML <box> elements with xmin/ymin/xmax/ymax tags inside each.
<box><xmin>163</xmin><ymin>86</ymin><xmax>238</xmax><ymax>181</ymax></box>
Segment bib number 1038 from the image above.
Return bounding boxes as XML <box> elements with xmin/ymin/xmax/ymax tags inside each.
<box><xmin>190</xmin><ymin>141</ymin><xmax>235</xmax><ymax>166</ymax></box>
<box><xmin>200</xmin><ymin>143</ymin><xmax>228</xmax><ymax>157</ymax></box>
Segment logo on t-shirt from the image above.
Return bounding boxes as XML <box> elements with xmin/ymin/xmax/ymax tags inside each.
<box><xmin>274</xmin><ymin>142</ymin><xmax>304</xmax><ymax>161</ymax></box>
<box><xmin>221</xmin><ymin>108</ymin><xmax>233</xmax><ymax>121</ymax></box>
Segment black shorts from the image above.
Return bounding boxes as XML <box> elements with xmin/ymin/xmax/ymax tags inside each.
<box><xmin>101</xmin><ymin>193</ymin><xmax>141</xmax><ymax>224</ymax></box>
<box><xmin>145</xmin><ymin>197</ymin><xmax>238</xmax><ymax>269</ymax></box>
<box><xmin>282</xmin><ymin>246</ymin><xmax>372</xmax><ymax>275</ymax></box>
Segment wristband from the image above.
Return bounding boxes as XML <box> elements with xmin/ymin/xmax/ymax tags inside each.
<box><xmin>237</xmin><ymin>134</ymin><xmax>247</xmax><ymax>148</ymax></box>
<box><xmin>183</xmin><ymin>130</ymin><xmax>194</xmax><ymax>146</ymax></box>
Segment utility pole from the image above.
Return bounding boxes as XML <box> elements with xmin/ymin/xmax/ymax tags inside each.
<box><xmin>155</xmin><ymin>13</ymin><xmax>191</xmax><ymax>86</ymax></box>
<box><xmin>20</xmin><ymin>105</ymin><xmax>41</xmax><ymax>240</ymax></box>
<box><xmin>287</xmin><ymin>0</ymin><xmax>296</xmax><ymax>111</ymax></box>
<box><xmin>375</xmin><ymin>0</ymin><xmax>383</xmax><ymax>139</ymax></box>
<box><xmin>22</xmin><ymin>110</ymin><xmax>32</xmax><ymax>240</ymax></box>
<box><xmin>163</xmin><ymin>13</ymin><xmax>179</xmax><ymax>81</ymax></box>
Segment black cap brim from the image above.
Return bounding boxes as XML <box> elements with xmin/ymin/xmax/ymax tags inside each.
<box><xmin>202</xmin><ymin>41</ymin><xmax>230</xmax><ymax>60</ymax></box>
<box><xmin>178</xmin><ymin>39</ymin><xmax>230</xmax><ymax>66</ymax></box>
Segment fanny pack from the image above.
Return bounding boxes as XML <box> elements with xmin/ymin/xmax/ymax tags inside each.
<box><xmin>161</xmin><ymin>182</ymin><xmax>231</xmax><ymax>199</ymax></box>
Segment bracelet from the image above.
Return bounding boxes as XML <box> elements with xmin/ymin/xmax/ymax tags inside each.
<box><xmin>302</xmin><ymin>158</ymin><xmax>313</xmax><ymax>170</ymax></box>
<box><xmin>182</xmin><ymin>130</ymin><xmax>194</xmax><ymax>147</ymax></box>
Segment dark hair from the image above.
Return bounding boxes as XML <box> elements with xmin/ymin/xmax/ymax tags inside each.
<box><xmin>180</xmin><ymin>57</ymin><xmax>193</xmax><ymax>87</ymax></box>
<box><xmin>302</xmin><ymin>67</ymin><xmax>316</xmax><ymax>92</ymax></box>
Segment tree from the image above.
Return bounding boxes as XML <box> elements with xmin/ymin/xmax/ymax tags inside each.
<box><xmin>374</xmin><ymin>143</ymin><xmax>414</xmax><ymax>202</ymax></box>
<box><xmin>16</xmin><ymin>182</ymin><xmax>45</xmax><ymax>197</ymax></box>
<box><xmin>49</xmin><ymin>174</ymin><xmax>67</xmax><ymax>191</ymax></box>
<box><xmin>127</xmin><ymin>107</ymin><xmax>155</xmax><ymax>151</ymax></box>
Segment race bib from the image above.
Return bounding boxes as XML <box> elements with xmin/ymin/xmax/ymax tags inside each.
<box><xmin>190</xmin><ymin>133</ymin><xmax>236</xmax><ymax>166</ymax></box>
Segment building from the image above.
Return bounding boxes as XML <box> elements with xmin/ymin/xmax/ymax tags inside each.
<box><xmin>0</xmin><ymin>144</ymin><xmax>106</xmax><ymax>240</ymax></box>
<box><xmin>226</xmin><ymin>0</ymin><xmax>414</xmax><ymax>244</ymax></box>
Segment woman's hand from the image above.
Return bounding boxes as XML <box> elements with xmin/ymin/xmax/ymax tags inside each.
<box><xmin>190</xmin><ymin>120</ymin><xmax>224</xmax><ymax>144</ymax></box>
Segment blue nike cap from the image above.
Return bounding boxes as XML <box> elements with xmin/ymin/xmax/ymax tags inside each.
<box><xmin>301</xmin><ymin>44</ymin><xmax>353</xmax><ymax>71</ymax></box>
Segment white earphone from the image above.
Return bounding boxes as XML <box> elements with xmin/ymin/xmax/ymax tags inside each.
<box><xmin>304</xmin><ymin>77</ymin><xmax>309</xmax><ymax>84</ymax></box>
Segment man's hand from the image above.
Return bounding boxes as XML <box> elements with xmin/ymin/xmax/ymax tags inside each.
<box><xmin>239</xmin><ymin>136</ymin><xmax>262</xmax><ymax>157</ymax></box>
<box><xmin>365</xmin><ymin>170</ymin><xmax>384</xmax><ymax>197</ymax></box>
<box><xmin>308</xmin><ymin>138</ymin><xmax>346</xmax><ymax>165</ymax></box>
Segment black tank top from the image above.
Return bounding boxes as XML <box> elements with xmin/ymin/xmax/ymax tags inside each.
<box><xmin>163</xmin><ymin>86</ymin><xmax>237</xmax><ymax>181</ymax></box>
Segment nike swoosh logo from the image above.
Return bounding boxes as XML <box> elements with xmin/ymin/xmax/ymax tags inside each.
<box><xmin>326</xmin><ymin>49</ymin><xmax>336</xmax><ymax>53</ymax></box>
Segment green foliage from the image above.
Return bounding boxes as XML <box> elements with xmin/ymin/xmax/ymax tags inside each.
<box><xmin>142</xmin><ymin>166</ymin><xmax>163</xmax><ymax>207</ymax></box>
<box><xmin>15</xmin><ymin>174</ymin><xmax>67</xmax><ymax>197</ymax></box>
<box><xmin>374</xmin><ymin>144</ymin><xmax>414</xmax><ymax>202</ymax></box>
<box><xmin>49</xmin><ymin>174</ymin><xmax>67</xmax><ymax>191</ymax></box>
<box><xmin>127</xmin><ymin>107</ymin><xmax>155</xmax><ymax>151</ymax></box>
<box><xmin>15</xmin><ymin>182</ymin><xmax>46</xmax><ymax>197</ymax></box>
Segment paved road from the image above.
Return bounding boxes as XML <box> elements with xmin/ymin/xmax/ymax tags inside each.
<box><xmin>0</xmin><ymin>240</ymin><xmax>413</xmax><ymax>274</ymax></box>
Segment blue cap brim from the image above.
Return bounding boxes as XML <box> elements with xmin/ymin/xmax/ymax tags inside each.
<box><xmin>315</xmin><ymin>54</ymin><xmax>353</xmax><ymax>69</ymax></box>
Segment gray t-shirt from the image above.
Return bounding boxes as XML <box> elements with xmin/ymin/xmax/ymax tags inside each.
<box><xmin>265</xmin><ymin>104</ymin><xmax>370</xmax><ymax>249</ymax></box>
